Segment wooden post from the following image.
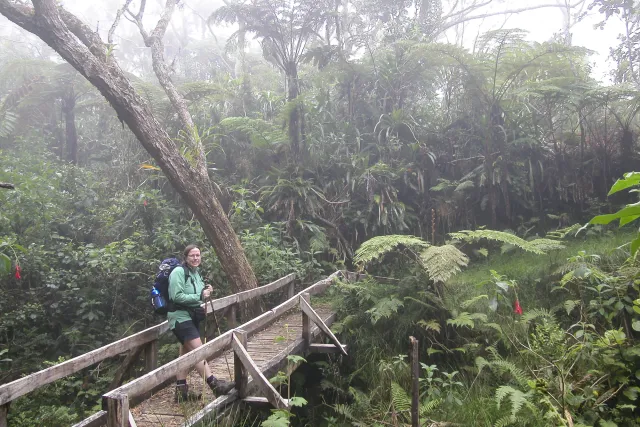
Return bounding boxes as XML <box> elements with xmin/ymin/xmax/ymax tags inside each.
<box><xmin>287</xmin><ymin>281</ymin><xmax>295</xmax><ymax>300</ymax></box>
<box><xmin>105</xmin><ymin>392</ymin><xmax>129</xmax><ymax>427</ymax></box>
<box><xmin>233</xmin><ymin>329</ymin><xmax>248</xmax><ymax>398</ymax></box>
<box><xmin>0</xmin><ymin>403</ymin><xmax>9</xmax><ymax>427</ymax></box>
<box><xmin>409</xmin><ymin>336</ymin><xmax>419</xmax><ymax>427</ymax></box>
<box><xmin>229</xmin><ymin>303</ymin><xmax>237</xmax><ymax>329</ymax></box>
<box><xmin>301</xmin><ymin>293</ymin><xmax>311</xmax><ymax>350</ymax></box>
<box><xmin>144</xmin><ymin>340</ymin><xmax>158</xmax><ymax>373</ymax></box>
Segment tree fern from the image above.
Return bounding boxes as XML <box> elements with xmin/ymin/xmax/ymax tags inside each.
<box><xmin>354</xmin><ymin>235</ymin><xmax>430</xmax><ymax>268</ymax></box>
<box><xmin>449</xmin><ymin>229</ymin><xmax>564</xmax><ymax>254</ymax></box>
<box><xmin>419</xmin><ymin>244</ymin><xmax>469</xmax><ymax>282</ymax></box>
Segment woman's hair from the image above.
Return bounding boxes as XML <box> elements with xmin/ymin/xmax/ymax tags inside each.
<box><xmin>183</xmin><ymin>244</ymin><xmax>199</xmax><ymax>260</ymax></box>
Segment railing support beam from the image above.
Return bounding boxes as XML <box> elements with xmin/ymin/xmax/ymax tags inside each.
<box><xmin>234</xmin><ymin>329</ymin><xmax>248</xmax><ymax>398</ymax></box>
<box><xmin>0</xmin><ymin>403</ymin><xmax>9</xmax><ymax>427</ymax></box>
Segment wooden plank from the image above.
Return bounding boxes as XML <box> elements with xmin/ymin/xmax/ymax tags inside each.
<box><xmin>234</xmin><ymin>330</ymin><xmax>248</xmax><ymax>398</ymax></box>
<box><xmin>229</xmin><ymin>303</ymin><xmax>237</xmax><ymax>329</ymax></box>
<box><xmin>0</xmin><ymin>403</ymin><xmax>7</xmax><ymax>427</ymax></box>
<box><xmin>232</xmin><ymin>335</ymin><xmax>289</xmax><ymax>410</ymax></box>
<box><xmin>200</xmin><ymin>274</ymin><xmax>296</xmax><ymax>313</ymax></box>
<box><xmin>410</xmin><ymin>336</ymin><xmax>419</xmax><ymax>427</ymax></box>
<box><xmin>287</xmin><ymin>281</ymin><xmax>295</xmax><ymax>300</ymax></box>
<box><xmin>302</xmin><ymin>294</ymin><xmax>311</xmax><ymax>350</ymax></box>
<box><xmin>129</xmin><ymin>411</ymin><xmax>138</xmax><ymax>427</ymax></box>
<box><xmin>180</xmin><ymin>392</ymin><xmax>238</xmax><ymax>427</ymax></box>
<box><xmin>72</xmin><ymin>410</ymin><xmax>106</xmax><ymax>427</ymax></box>
<box><xmin>300</xmin><ymin>296</ymin><xmax>347</xmax><ymax>356</ymax></box>
<box><xmin>0</xmin><ymin>322</ymin><xmax>169</xmax><ymax>406</ymax></box>
<box><xmin>144</xmin><ymin>340</ymin><xmax>158</xmax><ymax>374</ymax></box>
<box><xmin>309</xmin><ymin>344</ymin><xmax>348</xmax><ymax>354</ymax></box>
<box><xmin>105</xmin><ymin>332</ymin><xmax>233</xmax><ymax>400</ymax></box>
<box><xmin>242</xmin><ymin>396</ymin><xmax>270</xmax><ymax>405</ymax></box>
<box><xmin>105</xmin><ymin>392</ymin><xmax>129</xmax><ymax>427</ymax></box>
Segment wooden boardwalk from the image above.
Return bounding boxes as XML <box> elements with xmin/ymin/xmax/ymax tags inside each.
<box><xmin>131</xmin><ymin>306</ymin><xmax>335</xmax><ymax>426</ymax></box>
<box><xmin>0</xmin><ymin>272</ymin><xmax>351</xmax><ymax>427</ymax></box>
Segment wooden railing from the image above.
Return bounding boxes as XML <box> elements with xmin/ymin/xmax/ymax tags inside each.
<box><xmin>0</xmin><ymin>273</ymin><xmax>297</xmax><ymax>427</ymax></box>
<box><xmin>100</xmin><ymin>271</ymin><xmax>345</xmax><ymax>427</ymax></box>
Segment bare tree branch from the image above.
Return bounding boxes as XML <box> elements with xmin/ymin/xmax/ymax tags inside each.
<box><xmin>126</xmin><ymin>0</ymin><xmax>207</xmax><ymax>174</ymax></box>
<box><xmin>108</xmin><ymin>0</ymin><xmax>134</xmax><ymax>45</ymax></box>
<box><xmin>441</xmin><ymin>0</ymin><xmax>588</xmax><ymax>33</ymax></box>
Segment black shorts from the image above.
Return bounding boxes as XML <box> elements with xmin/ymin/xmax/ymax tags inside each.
<box><xmin>172</xmin><ymin>320</ymin><xmax>201</xmax><ymax>345</ymax></box>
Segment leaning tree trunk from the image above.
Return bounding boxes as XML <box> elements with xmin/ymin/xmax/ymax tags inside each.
<box><xmin>0</xmin><ymin>0</ymin><xmax>259</xmax><ymax>296</ymax></box>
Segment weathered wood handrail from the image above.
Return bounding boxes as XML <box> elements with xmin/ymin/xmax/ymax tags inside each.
<box><xmin>0</xmin><ymin>322</ymin><xmax>168</xmax><ymax>407</ymax></box>
<box><xmin>0</xmin><ymin>273</ymin><xmax>296</xmax><ymax>417</ymax></box>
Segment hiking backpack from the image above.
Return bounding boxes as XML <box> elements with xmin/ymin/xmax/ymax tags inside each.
<box><xmin>150</xmin><ymin>258</ymin><xmax>189</xmax><ymax>315</ymax></box>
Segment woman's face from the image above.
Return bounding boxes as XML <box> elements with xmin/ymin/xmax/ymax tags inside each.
<box><xmin>185</xmin><ymin>247</ymin><xmax>201</xmax><ymax>268</ymax></box>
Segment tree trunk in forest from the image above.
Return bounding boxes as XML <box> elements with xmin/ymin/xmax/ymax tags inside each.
<box><xmin>621</xmin><ymin>127</ymin><xmax>634</xmax><ymax>173</ymax></box>
<box><xmin>235</xmin><ymin>20</ymin><xmax>252</xmax><ymax>115</ymax></box>
<box><xmin>0</xmin><ymin>0</ymin><xmax>259</xmax><ymax>297</ymax></box>
<box><xmin>286</xmin><ymin>62</ymin><xmax>303</xmax><ymax>163</ymax></box>
<box><xmin>61</xmin><ymin>91</ymin><xmax>77</xmax><ymax>165</ymax></box>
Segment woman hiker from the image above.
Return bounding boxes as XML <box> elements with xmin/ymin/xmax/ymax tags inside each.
<box><xmin>168</xmin><ymin>244</ymin><xmax>235</xmax><ymax>402</ymax></box>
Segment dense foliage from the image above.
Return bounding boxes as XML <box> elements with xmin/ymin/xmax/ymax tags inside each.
<box><xmin>1</xmin><ymin>0</ymin><xmax>640</xmax><ymax>425</ymax></box>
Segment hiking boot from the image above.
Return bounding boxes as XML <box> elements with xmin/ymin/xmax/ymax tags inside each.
<box><xmin>210</xmin><ymin>378</ymin><xmax>236</xmax><ymax>395</ymax></box>
<box><xmin>174</xmin><ymin>383</ymin><xmax>202</xmax><ymax>403</ymax></box>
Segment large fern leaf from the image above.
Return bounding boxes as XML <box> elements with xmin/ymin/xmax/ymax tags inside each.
<box><xmin>354</xmin><ymin>235</ymin><xmax>430</xmax><ymax>268</ymax></box>
<box><xmin>391</xmin><ymin>382</ymin><xmax>411</xmax><ymax>413</ymax></box>
<box><xmin>495</xmin><ymin>385</ymin><xmax>532</xmax><ymax>421</ymax></box>
<box><xmin>419</xmin><ymin>244</ymin><xmax>469</xmax><ymax>282</ymax></box>
<box><xmin>449</xmin><ymin>229</ymin><xmax>564</xmax><ymax>254</ymax></box>
<box><xmin>419</xmin><ymin>397</ymin><xmax>442</xmax><ymax>417</ymax></box>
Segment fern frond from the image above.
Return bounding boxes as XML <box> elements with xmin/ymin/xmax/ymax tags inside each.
<box><xmin>546</xmin><ymin>223</ymin><xmax>582</xmax><ymax>239</ymax></box>
<box><xmin>461</xmin><ymin>294</ymin><xmax>489</xmax><ymax>309</ymax></box>
<box><xmin>490</xmin><ymin>360</ymin><xmax>531</xmax><ymax>387</ymax></box>
<box><xmin>449</xmin><ymin>229</ymin><xmax>564</xmax><ymax>254</ymax></box>
<box><xmin>332</xmin><ymin>403</ymin><xmax>357</xmax><ymax>421</ymax></box>
<box><xmin>495</xmin><ymin>385</ymin><xmax>532</xmax><ymax>420</ymax></box>
<box><xmin>417</xmin><ymin>319</ymin><xmax>441</xmax><ymax>333</ymax></box>
<box><xmin>390</xmin><ymin>382</ymin><xmax>411</xmax><ymax>413</ymax></box>
<box><xmin>520</xmin><ymin>308</ymin><xmax>555</xmax><ymax>326</ymax></box>
<box><xmin>354</xmin><ymin>235</ymin><xmax>430</xmax><ymax>268</ymax></box>
<box><xmin>419</xmin><ymin>397</ymin><xmax>442</xmax><ymax>417</ymax></box>
<box><xmin>447</xmin><ymin>312</ymin><xmax>487</xmax><ymax>329</ymax></box>
<box><xmin>526</xmin><ymin>238</ymin><xmax>566</xmax><ymax>252</ymax></box>
<box><xmin>419</xmin><ymin>244</ymin><xmax>469</xmax><ymax>282</ymax></box>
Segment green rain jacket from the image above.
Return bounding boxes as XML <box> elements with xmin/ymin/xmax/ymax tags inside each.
<box><xmin>167</xmin><ymin>265</ymin><xmax>205</xmax><ymax>329</ymax></box>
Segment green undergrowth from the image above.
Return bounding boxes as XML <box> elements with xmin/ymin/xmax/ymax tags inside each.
<box><xmin>445</xmin><ymin>228</ymin><xmax>636</xmax><ymax>308</ymax></box>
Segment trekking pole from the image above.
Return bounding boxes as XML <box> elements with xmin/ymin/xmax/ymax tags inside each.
<box><xmin>202</xmin><ymin>296</ymin><xmax>208</xmax><ymax>400</ymax></box>
<box><xmin>208</xmin><ymin>295</ymin><xmax>233</xmax><ymax>379</ymax></box>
